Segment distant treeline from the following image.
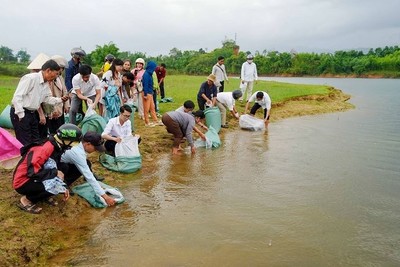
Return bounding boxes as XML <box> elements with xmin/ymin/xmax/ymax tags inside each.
<box><xmin>1</xmin><ymin>41</ymin><xmax>400</xmax><ymax>77</ymax></box>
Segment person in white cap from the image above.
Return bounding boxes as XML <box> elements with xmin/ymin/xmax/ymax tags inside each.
<box><xmin>240</xmin><ymin>54</ymin><xmax>258</xmax><ymax>101</ymax></box>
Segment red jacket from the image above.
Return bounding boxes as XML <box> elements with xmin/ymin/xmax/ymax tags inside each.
<box><xmin>12</xmin><ymin>141</ymin><xmax>58</xmax><ymax>189</ymax></box>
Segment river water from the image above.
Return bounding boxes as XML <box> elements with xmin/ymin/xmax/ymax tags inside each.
<box><xmin>53</xmin><ymin>78</ymin><xmax>400</xmax><ymax>266</ymax></box>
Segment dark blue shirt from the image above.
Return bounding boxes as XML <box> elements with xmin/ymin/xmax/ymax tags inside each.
<box><xmin>197</xmin><ymin>81</ymin><xmax>217</xmax><ymax>101</ymax></box>
<box><xmin>65</xmin><ymin>59</ymin><xmax>81</xmax><ymax>92</ymax></box>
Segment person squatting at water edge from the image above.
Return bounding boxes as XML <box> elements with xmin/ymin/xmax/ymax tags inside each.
<box><xmin>12</xmin><ymin>124</ymin><xmax>82</xmax><ymax>214</ymax></box>
<box><xmin>59</xmin><ymin>131</ymin><xmax>116</xmax><ymax>207</ymax></box>
<box><xmin>101</xmin><ymin>104</ymin><xmax>141</xmax><ymax>155</ymax></box>
<box><xmin>244</xmin><ymin>91</ymin><xmax>272</xmax><ymax>127</ymax></box>
<box><xmin>161</xmin><ymin>109</ymin><xmax>207</xmax><ymax>155</ymax></box>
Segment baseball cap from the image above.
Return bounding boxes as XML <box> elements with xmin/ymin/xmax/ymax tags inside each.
<box><xmin>83</xmin><ymin>131</ymin><xmax>105</xmax><ymax>152</ymax></box>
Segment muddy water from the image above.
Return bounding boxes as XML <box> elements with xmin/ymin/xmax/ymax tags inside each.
<box><xmin>52</xmin><ymin>78</ymin><xmax>400</xmax><ymax>266</ymax></box>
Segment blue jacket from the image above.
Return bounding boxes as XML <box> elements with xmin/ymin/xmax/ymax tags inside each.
<box><xmin>142</xmin><ymin>61</ymin><xmax>157</xmax><ymax>96</ymax></box>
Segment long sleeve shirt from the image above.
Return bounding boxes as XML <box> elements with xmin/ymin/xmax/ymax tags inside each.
<box><xmin>212</xmin><ymin>63</ymin><xmax>228</xmax><ymax>83</ymax></box>
<box><xmin>11</xmin><ymin>72</ymin><xmax>62</xmax><ymax>119</ymax></box>
<box><xmin>240</xmin><ymin>62</ymin><xmax>258</xmax><ymax>82</ymax></box>
<box><xmin>167</xmin><ymin>111</ymin><xmax>196</xmax><ymax>146</ymax></box>
<box><xmin>61</xmin><ymin>143</ymin><xmax>105</xmax><ymax>196</ymax></box>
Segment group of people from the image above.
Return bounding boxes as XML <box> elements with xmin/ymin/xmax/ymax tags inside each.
<box><xmin>9</xmin><ymin>48</ymin><xmax>270</xmax><ymax>214</ymax></box>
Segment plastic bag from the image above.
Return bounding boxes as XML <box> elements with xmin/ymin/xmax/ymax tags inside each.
<box><xmin>239</xmin><ymin>114</ymin><xmax>265</xmax><ymax>131</ymax></box>
<box><xmin>115</xmin><ymin>135</ymin><xmax>140</xmax><ymax>157</ymax></box>
<box><xmin>85</xmin><ymin>105</ymin><xmax>97</xmax><ymax>117</ymax></box>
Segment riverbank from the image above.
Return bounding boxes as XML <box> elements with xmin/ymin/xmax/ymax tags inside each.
<box><xmin>0</xmin><ymin>78</ymin><xmax>353</xmax><ymax>266</ymax></box>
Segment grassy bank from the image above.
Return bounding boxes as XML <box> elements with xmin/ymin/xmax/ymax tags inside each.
<box><xmin>0</xmin><ymin>75</ymin><xmax>353</xmax><ymax>266</ymax></box>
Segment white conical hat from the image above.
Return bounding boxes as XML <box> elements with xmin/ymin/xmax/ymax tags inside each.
<box><xmin>51</xmin><ymin>55</ymin><xmax>68</xmax><ymax>68</ymax></box>
<box><xmin>27</xmin><ymin>53</ymin><xmax>50</xmax><ymax>70</ymax></box>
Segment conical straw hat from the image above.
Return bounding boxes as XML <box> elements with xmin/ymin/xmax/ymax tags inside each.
<box><xmin>27</xmin><ymin>53</ymin><xmax>50</xmax><ymax>70</ymax></box>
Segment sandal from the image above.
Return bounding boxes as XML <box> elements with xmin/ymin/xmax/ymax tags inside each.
<box><xmin>16</xmin><ymin>202</ymin><xmax>42</xmax><ymax>214</ymax></box>
<box><xmin>45</xmin><ymin>197</ymin><xmax>58</xmax><ymax>206</ymax></box>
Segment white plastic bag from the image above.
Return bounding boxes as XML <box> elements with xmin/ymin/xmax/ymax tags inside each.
<box><xmin>114</xmin><ymin>135</ymin><xmax>140</xmax><ymax>157</ymax></box>
<box><xmin>239</xmin><ymin>114</ymin><xmax>265</xmax><ymax>131</ymax></box>
<box><xmin>84</xmin><ymin>104</ymin><xmax>97</xmax><ymax>118</ymax></box>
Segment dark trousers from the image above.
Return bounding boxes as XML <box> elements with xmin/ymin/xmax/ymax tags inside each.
<box><xmin>10</xmin><ymin>106</ymin><xmax>40</xmax><ymax>146</ymax></box>
<box><xmin>219</xmin><ymin>81</ymin><xmax>225</xmax><ymax>93</ymax></box>
<box><xmin>250</xmin><ymin>103</ymin><xmax>269</xmax><ymax>119</ymax></box>
<box><xmin>58</xmin><ymin>160</ymin><xmax>93</xmax><ymax>186</ymax></box>
<box><xmin>153</xmin><ymin>90</ymin><xmax>159</xmax><ymax>112</ymax></box>
<box><xmin>46</xmin><ymin>115</ymin><xmax>65</xmax><ymax>135</ymax></box>
<box><xmin>197</xmin><ymin>98</ymin><xmax>206</xmax><ymax>111</ymax></box>
<box><xmin>159</xmin><ymin>81</ymin><xmax>165</xmax><ymax>99</ymax></box>
<box><xmin>15</xmin><ymin>179</ymin><xmax>53</xmax><ymax>204</ymax></box>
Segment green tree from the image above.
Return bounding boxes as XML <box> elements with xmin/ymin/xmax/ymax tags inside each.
<box><xmin>16</xmin><ymin>49</ymin><xmax>30</xmax><ymax>63</ymax></box>
<box><xmin>0</xmin><ymin>45</ymin><xmax>16</xmax><ymax>62</ymax></box>
<box><xmin>88</xmin><ymin>42</ymin><xmax>120</xmax><ymax>66</ymax></box>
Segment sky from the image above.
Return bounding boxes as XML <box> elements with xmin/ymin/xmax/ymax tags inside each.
<box><xmin>1</xmin><ymin>0</ymin><xmax>400</xmax><ymax>60</ymax></box>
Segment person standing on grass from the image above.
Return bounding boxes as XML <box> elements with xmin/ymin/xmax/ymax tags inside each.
<box><xmin>197</xmin><ymin>74</ymin><xmax>218</xmax><ymax>111</ymax></box>
<box><xmin>10</xmin><ymin>59</ymin><xmax>66</xmax><ymax>146</ymax></box>
<box><xmin>132</xmin><ymin>58</ymin><xmax>146</xmax><ymax>120</ymax></box>
<box><xmin>244</xmin><ymin>91</ymin><xmax>272</xmax><ymax>128</ymax></box>
<box><xmin>43</xmin><ymin>55</ymin><xmax>70</xmax><ymax>134</ymax></box>
<box><xmin>212</xmin><ymin>56</ymin><xmax>229</xmax><ymax>93</ymax></box>
<box><xmin>240</xmin><ymin>54</ymin><xmax>258</xmax><ymax>101</ymax></box>
<box><xmin>142</xmin><ymin>61</ymin><xmax>162</xmax><ymax>127</ymax></box>
<box><xmin>161</xmin><ymin>110</ymin><xmax>207</xmax><ymax>155</ymax></box>
<box><xmin>155</xmin><ymin>63</ymin><xmax>167</xmax><ymax>99</ymax></box>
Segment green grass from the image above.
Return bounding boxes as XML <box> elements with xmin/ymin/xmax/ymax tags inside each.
<box><xmin>0</xmin><ymin>74</ymin><xmax>331</xmax><ymax>114</ymax></box>
<box><xmin>156</xmin><ymin>75</ymin><xmax>330</xmax><ymax>113</ymax></box>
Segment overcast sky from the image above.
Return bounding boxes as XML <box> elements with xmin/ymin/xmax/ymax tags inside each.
<box><xmin>2</xmin><ymin>0</ymin><xmax>400</xmax><ymax>59</ymax></box>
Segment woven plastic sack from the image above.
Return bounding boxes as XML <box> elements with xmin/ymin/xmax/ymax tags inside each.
<box><xmin>0</xmin><ymin>105</ymin><xmax>13</xmax><ymax>129</ymax></box>
<box><xmin>194</xmin><ymin>126</ymin><xmax>221</xmax><ymax>148</ymax></box>
<box><xmin>204</xmin><ymin>107</ymin><xmax>221</xmax><ymax>133</ymax></box>
<box><xmin>72</xmin><ymin>181</ymin><xmax>125</xmax><ymax>208</ymax></box>
<box><xmin>99</xmin><ymin>153</ymin><xmax>142</xmax><ymax>174</ymax></box>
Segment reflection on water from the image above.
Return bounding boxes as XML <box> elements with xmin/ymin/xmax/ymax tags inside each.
<box><xmin>52</xmin><ymin>78</ymin><xmax>400</xmax><ymax>266</ymax></box>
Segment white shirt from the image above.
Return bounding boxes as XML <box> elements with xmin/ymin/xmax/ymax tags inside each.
<box><xmin>216</xmin><ymin>92</ymin><xmax>235</xmax><ymax>111</ymax></box>
<box><xmin>212</xmin><ymin>63</ymin><xmax>228</xmax><ymax>83</ymax></box>
<box><xmin>11</xmin><ymin>72</ymin><xmax>62</xmax><ymax>119</ymax></box>
<box><xmin>248</xmin><ymin>91</ymin><xmax>272</xmax><ymax>110</ymax></box>
<box><xmin>71</xmin><ymin>73</ymin><xmax>101</xmax><ymax>97</ymax></box>
<box><xmin>102</xmin><ymin>116</ymin><xmax>132</xmax><ymax>138</ymax></box>
<box><xmin>61</xmin><ymin>143</ymin><xmax>105</xmax><ymax>196</ymax></box>
<box><xmin>240</xmin><ymin>61</ymin><xmax>258</xmax><ymax>82</ymax></box>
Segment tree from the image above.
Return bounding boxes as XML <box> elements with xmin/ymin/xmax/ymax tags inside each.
<box><xmin>88</xmin><ymin>42</ymin><xmax>120</xmax><ymax>66</ymax></box>
<box><xmin>16</xmin><ymin>49</ymin><xmax>30</xmax><ymax>63</ymax></box>
<box><xmin>0</xmin><ymin>45</ymin><xmax>16</xmax><ymax>62</ymax></box>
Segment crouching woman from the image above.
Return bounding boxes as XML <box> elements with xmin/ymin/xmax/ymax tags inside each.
<box><xmin>12</xmin><ymin>124</ymin><xmax>82</xmax><ymax>214</ymax></box>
